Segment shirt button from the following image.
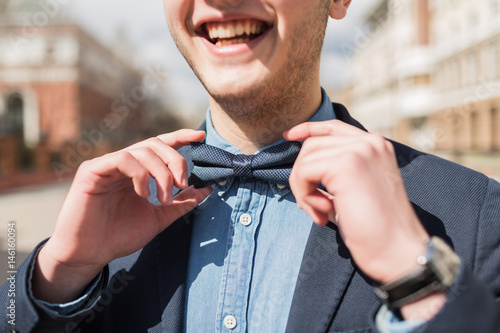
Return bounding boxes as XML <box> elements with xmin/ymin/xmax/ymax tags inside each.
<box><xmin>239</xmin><ymin>213</ymin><xmax>252</xmax><ymax>226</ymax></box>
<box><xmin>276</xmin><ymin>183</ymin><xmax>286</xmax><ymax>189</ymax></box>
<box><xmin>218</xmin><ymin>179</ymin><xmax>228</xmax><ymax>187</ymax></box>
<box><xmin>223</xmin><ymin>315</ymin><xmax>237</xmax><ymax>330</ymax></box>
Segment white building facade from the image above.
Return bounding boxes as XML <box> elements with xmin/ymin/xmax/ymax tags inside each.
<box><xmin>344</xmin><ymin>0</ymin><xmax>500</xmax><ymax>177</ymax></box>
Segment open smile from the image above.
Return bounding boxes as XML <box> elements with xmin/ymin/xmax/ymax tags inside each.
<box><xmin>197</xmin><ymin>19</ymin><xmax>270</xmax><ymax>47</ymax></box>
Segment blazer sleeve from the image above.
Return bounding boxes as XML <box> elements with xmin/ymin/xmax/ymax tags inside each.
<box><xmin>410</xmin><ymin>178</ymin><xmax>500</xmax><ymax>332</ymax></box>
<box><xmin>0</xmin><ymin>240</ymin><xmax>109</xmax><ymax>333</ymax></box>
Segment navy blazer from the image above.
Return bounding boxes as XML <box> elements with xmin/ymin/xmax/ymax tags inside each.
<box><xmin>2</xmin><ymin>104</ymin><xmax>500</xmax><ymax>333</ymax></box>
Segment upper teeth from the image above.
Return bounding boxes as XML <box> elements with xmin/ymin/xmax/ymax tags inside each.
<box><xmin>206</xmin><ymin>20</ymin><xmax>264</xmax><ymax>40</ymax></box>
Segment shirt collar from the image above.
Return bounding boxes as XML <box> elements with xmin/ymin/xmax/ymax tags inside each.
<box><xmin>204</xmin><ymin>87</ymin><xmax>335</xmax><ymax>195</ymax></box>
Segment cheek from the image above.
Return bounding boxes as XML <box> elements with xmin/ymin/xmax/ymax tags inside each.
<box><xmin>163</xmin><ymin>0</ymin><xmax>192</xmax><ymax>33</ymax></box>
<box><xmin>274</xmin><ymin>0</ymin><xmax>318</xmax><ymax>45</ymax></box>
<box><xmin>275</xmin><ymin>0</ymin><xmax>313</xmax><ymax>23</ymax></box>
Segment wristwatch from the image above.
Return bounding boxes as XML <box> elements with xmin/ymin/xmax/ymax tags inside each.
<box><xmin>374</xmin><ymin>236</ymin><xmax>461</xmax><ymax>308</ymax></box>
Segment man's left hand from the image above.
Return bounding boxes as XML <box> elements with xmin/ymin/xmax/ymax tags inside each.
<box><xmin>284</xmin><ymin>120</ymin><xmax>449</xmax><ymax>320</ymax></box>
<box><xmin>284</xmin><ymin>120</ymin><xmax>429</xmax><ymax>285</ymax></box>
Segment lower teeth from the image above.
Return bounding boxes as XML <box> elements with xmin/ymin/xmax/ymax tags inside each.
<box><xmin>215</xmin><ymin>37</ymin><xmax>253</xmax><ymax>46</ymax></box>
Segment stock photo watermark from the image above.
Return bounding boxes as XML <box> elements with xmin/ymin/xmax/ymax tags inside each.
<box><xmin>51</xmin><ymin>66</ymin><xmax>169</xmax><ymax>181</ymax></box>
<box><xmin>339</xmin><ymin>2</ymin><xmax>405</xmax><ymax>62</ymax></box>
<box><xmin>8</xmin><ymin>0</ymin><xmax>74</xmax><ymax>53</ymax></box>
<box><xmin>61</xmin><ymin>270</ymin><xmax>136</xmax><ymax>333</ymax></box>
<box><xmin>6</xmin><ymin>221</ymin><xmax>17</xmax><ymax>327</ymax></box>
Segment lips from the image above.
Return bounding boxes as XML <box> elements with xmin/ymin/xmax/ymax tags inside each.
<box><xmin>199</xmin><ymin>19</ymin><xmax>269</xmax><ymax>47</ymax></box>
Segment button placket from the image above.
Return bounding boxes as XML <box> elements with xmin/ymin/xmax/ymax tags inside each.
<box><xmin>216</xmin><ymin>181</ymin><xmax>267</xmax><ymax>333</ymax></box>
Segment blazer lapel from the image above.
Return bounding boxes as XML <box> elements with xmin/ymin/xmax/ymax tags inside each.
<box><xmin>155</xmin><ymin>216</ymin><xmax>193</xmax><ymax>333</ymax></box>
<box><xmin>285</xmin><ymin>223</ymin><xmax>355</xmax><ymax>333</ymax></box>
<box><xmin>153</xmin><ymin>140</ymin><xmax>198</xmax><ymax>333</ymax></box>
<box><xmin>332</xmin><ymin>102</ymin><xmax>367</xmax><ymax>132</ymax></box>
<box><xmin>285</xmin><ymin>104</ymin><xmax>367</xmax><ymax>333</ymax></box>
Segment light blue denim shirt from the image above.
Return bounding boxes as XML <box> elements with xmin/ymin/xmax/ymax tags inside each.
<box><xmin>184</xmin><ymin>100</ymin><xmax>325</xmax><ymax>332</ymax></box>
<box><xmin>184</xmin><ymin>88</ymin><xmax>424</xmax><ymax>332</ymax></box>
<box><xmin>33</xmin><ymin>88</ymin><xmax>424</xmax><ymax>332</ymax></box>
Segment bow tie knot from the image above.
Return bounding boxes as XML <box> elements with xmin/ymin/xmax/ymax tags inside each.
<box><xmin>190</xmin><ymin>141</ymin><xmax>302</xmax><ymax>188</ymax></box>
<box><xmin>232</xmin><ymin>154</ymin><xmax>253</xmax><ymax>178</ymax></box>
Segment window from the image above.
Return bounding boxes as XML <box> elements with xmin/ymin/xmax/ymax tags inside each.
<box><xmin>493</xmin><ymin>107</ymin><xmax>500</xmax><ymax>150</ymax></box>
<box><xmin>470</xmin><ymin>110</ymin><xmax>479</xmax><ymax>150</ymax></box>
<box><xmin>491</xmin><ymin>0</ymin><xmax>500</xmax><ymax>15</ymax></box>
<box><xmin>468</xmin><ymin>53</ymin><xmax>477</xmax><ymax>86</ymax></box>
<box><xmin>491</xmin><ymin>43</ymin><xmax>499</xmax><ymax>81</ymax></box>
<box><xmin>0</xmin><ymin>93</ymin><xmax>24</xmax><ymax>139</ymax></box>
<box><xmin>451</xmin><ymin>59</ymin><xmax>461</xmax><ymax>89</ymax></box>
<box><xmin>468</xmin><ymin>11</ymin><xmax>479</xmax><ymax>29</ymax></box>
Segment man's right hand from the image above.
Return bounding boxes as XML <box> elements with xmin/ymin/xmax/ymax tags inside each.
<box><xmin>33</xmin><ymin>129</ymin><xmax>212</xmax><ymax>303</ymax></box>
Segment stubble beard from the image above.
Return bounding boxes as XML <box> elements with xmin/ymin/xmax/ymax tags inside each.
<box><xmin>171</xmin><ymin>2</ymin><xmax>330</xmax><ymax>133</ymax></box>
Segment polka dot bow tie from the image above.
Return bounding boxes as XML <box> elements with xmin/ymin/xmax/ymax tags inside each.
<box><xmin>189</xmin><ymin>141</ymin><xmax>302</xmax><ymax>189</ymax></box>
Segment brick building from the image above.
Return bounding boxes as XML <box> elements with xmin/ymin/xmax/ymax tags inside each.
<box><xmin>0</xmin><ymin>0</ymin><xmax>180</xmax><ymax>187</ymax></box>
<box><xmin>335</xmin><ymin>0</ymin><xmax>500</xmax><ymax>178</ymax></box>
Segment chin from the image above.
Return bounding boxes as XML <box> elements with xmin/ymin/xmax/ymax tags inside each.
<box><xmin>205</xmin><ymin>77</ymin><xmax>264</xmax><ymax>101</ymax></box>
<box><xmin>204</xmin><ymin>63</ymin><xmax>268</xmax><ymax>91</ymax></box>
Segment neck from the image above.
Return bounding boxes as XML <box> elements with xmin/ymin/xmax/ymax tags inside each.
<box><xmin>209</xmin><ymin>84</ymin><xmax>323</xmax><ymax>154</ymax></box>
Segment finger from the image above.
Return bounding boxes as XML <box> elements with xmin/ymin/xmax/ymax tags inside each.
<box><xmin>115</xmin><ymin>130</ymin><xmax>205</xmax><ymax>190</ymax></box>
<box><xmin>298</xmin><ymin>132</ymin><xmax>393</xmax><ymax>159</ymax></box>
<box><xmin>289</xmin><ymin>147</ymin><xmax>346</xmax><ymax>226</ymax></box>
<box><xmin>290</xmin><ymin>147</ymin><xmax>345</xmax><ymax>195</ymax></box>
<box><xmin>158</xmin><ymin>186</ymin><xmax>213</xmax><ymax>231</ymax></box>
<box><xmin>139</xmin><ymin>141</ymin><xmax>189</xmax><ymax>189</ymax></box>
<box><xmin>168</xmin><ymin>155</ymin><xmax>189</xmax><ymax>189</ymax></box>
<box><xmin>157</xmin><ymin>129</ymin><xmax>206</xmax><ymax>150</ymax></box>
<box><xmin>127</xmin><ymin>148</ymin><xmax>175</xmax><ymax>205</ymax></box>
<box><xmin>88</xmin><ymin>152</ymin><xmax>151</xmax><ymax>198</ymax></box>
<box><xmin>290</xmin><ymin>164</ymin><xmax>329</xmax><ymax>226</ymax></box>
<box><xmin>125</xmin><ymin>138</ymin><xmax>191</xmax><ymax>189</ymax></box>
<box><xmin>299</xmin><ymin>135</ymin><xmax>365</xmax><ymax>157</ymax></box>
<box><xmin>317</xmin><ymin>189</ymin><xmax>339</xmax><ymax>223</ymax></box>
<box><xmin>302</xmin><ymin>192</ymin><xmax>332</xmax><ymax>226</ymax></box>
<box><xmin>125</xmin><ymin>129</ymin><xmax>205</xmax><ymax>151</ymax></box>
<box><xmin>298</xmin><ymin>198</ymin><xmax>329</xmax><ymax>226</ymax></box>
<box><xmin>300</xmin><ymin>189</ymin><xmax>332</xmax><ymax>214</ymax></box>
<box><xmin>284</xmin><ymin>120</ymin><xmax>364</xmax><ymax>141</ymax></box>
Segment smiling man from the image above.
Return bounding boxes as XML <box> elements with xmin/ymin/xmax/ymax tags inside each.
<box><xmin>167</xmin><ymin>0</ymin><xmax>333</xmax><ymax>153</ymax></box>
<box><xmin>2</xmin><ymin>0</ymin><xmax>500</xmax><ymax>332</ymax></box>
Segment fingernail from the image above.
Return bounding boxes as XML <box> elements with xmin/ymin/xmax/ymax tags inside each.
<box><xmin>181</xmin><ymin>170</ymin><xmax>188</xmax><ymax>188</ymax></box>
<box><xmin>201</xmin><ymin>185</ymin><xmax>213</xmax><ymax>194</ymax></box>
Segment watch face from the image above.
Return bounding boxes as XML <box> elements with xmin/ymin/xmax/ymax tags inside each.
<box><xmin>375</xmin><ymin>237</ymin><xmax>461</xmax><ymax>308</ymax></box>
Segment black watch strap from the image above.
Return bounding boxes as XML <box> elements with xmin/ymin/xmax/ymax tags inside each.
<box><xmin>374</xmin><ymin>237</ymin><xmax>460</xmax><ymax>308</ymax></box>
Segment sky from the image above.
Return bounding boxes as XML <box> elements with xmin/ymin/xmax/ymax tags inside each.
<box><xmin>61</xmin><ymin>0</ymin><xmax>380</xmax><ymax>115</ymax></box>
